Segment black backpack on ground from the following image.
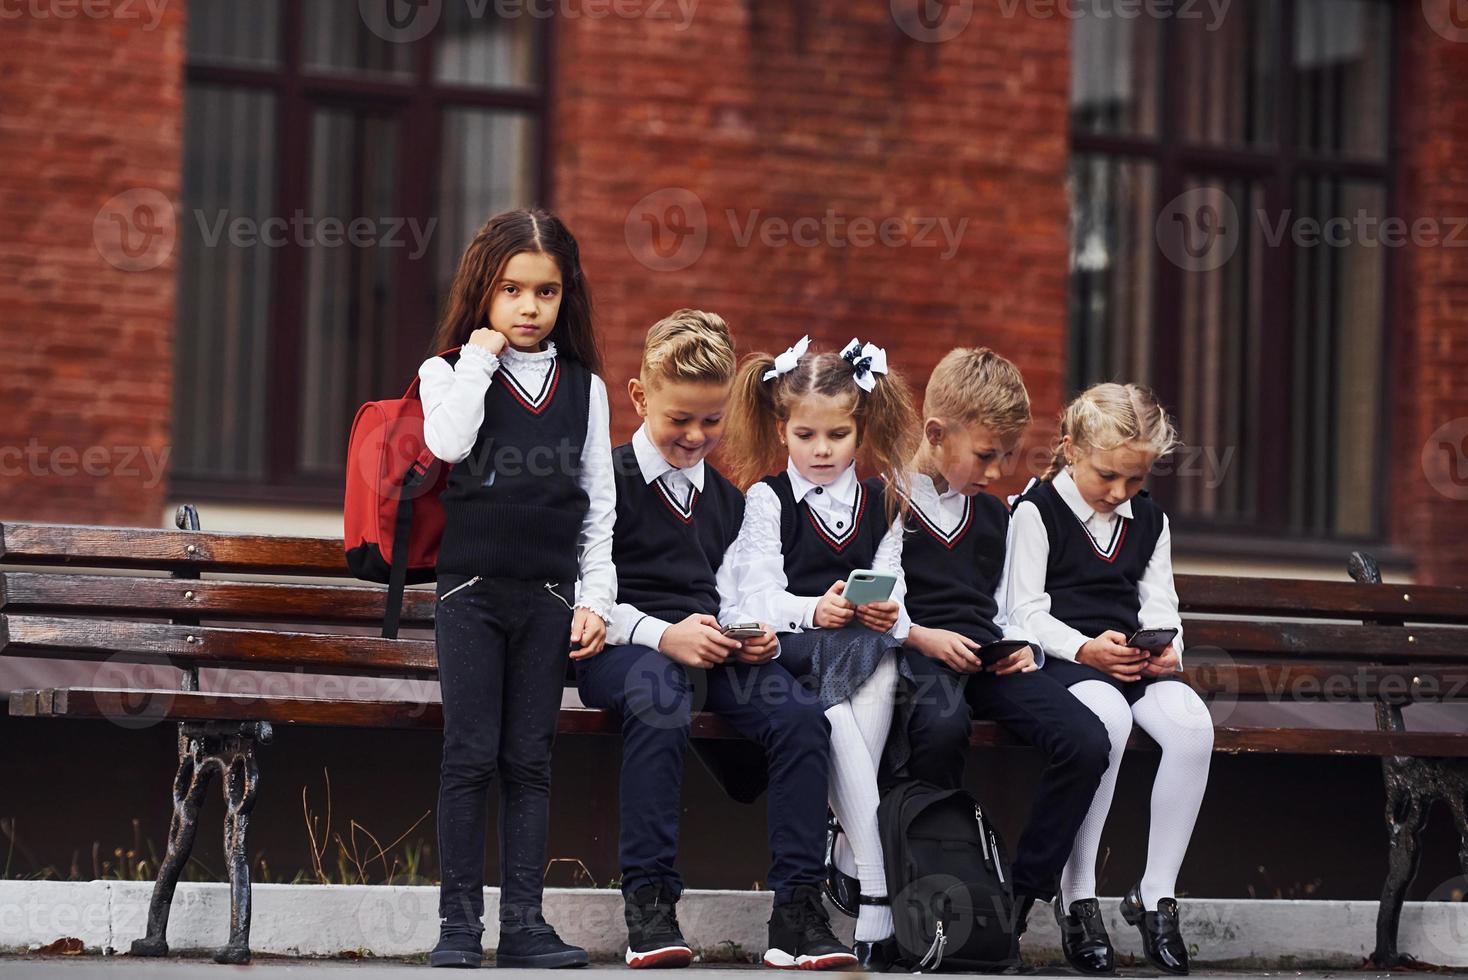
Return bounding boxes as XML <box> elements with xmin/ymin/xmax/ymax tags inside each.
<box><xmin>878</xmin><ymin>779</ymin><xmax>1019</xmax><ymax>972</ymax></box>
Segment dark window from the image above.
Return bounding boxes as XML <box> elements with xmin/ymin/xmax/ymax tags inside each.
<box><xmin>1069</xmin><ymin>0</ymin><xmax>1393</xmax><ymax>547</ymax></box>
<box><xmin>173</xmin><ymin>0</ymin><xmax>547</xmax><ymax>500</ymax></box>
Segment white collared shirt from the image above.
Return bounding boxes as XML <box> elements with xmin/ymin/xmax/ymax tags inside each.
<box><xmin>999</xmin><ymin>468</ymin><xmax>1183</xmax><ymax>663</ymax></box>
<box><xmin>900</xmin><ymin>472</ymin><xmax>1040</xmax><ymax>664</ymax></box>
<box><xmin>722</xmin><ymin>459</ymin><xmax>910</xmax><ymax>640</ymax></box>
<box><xmin>417</xmin><ymin>341</ymin><xmax>617</xmax><ymax>622</ymax></box>
<box><xmin>605</xmin><ymin>425</ymin><xmax>740</xmax><ymax>652</ymax></box>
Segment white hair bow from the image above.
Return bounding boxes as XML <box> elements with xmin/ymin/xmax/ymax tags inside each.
<box><xmin>841</xmin><ymin>338</ymin><xmax>889</xmax><ymax>392</ymax></box>
<box><xmin>762</xmin><ymin>334</ymin><xmax>811</xmax><ymax>382</ymax></box>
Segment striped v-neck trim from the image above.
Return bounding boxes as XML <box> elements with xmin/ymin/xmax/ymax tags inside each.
<box><xmin>907</xmin><ymin>493</ymin><xmax>973</xmax><ymax>550</ymax></box>
<box><xmin>653</xmin><ymin>477</ymin><xmax>698</xmax><ymax>524</ymax></box>
<box><xmin>1076</xmin><ymin>511</ymin><xmax>1128</xmax><ymax>563</ymax></box>
<box><xmin>498</xmin><ymin>358</ymin><xmax>560</xmax><ymax>414</ymax></box>
<box><xmin>804</xmin><ymin>480</ymin><xmax>866</xmax><ymax>552</ymax></box>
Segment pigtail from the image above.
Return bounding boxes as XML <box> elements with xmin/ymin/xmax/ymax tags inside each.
<box><xmin>725</xmin><ymin>353</ymin><xmax>788</xmax><ymax>490</ymax></box>
<box><xmin>855</xmin><ymin>370</ymin><xmax>920</xmax><ymax>526</ymax></box>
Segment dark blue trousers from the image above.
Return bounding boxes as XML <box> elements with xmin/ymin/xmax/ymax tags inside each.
<box><xmin>902</xmin><ymin>648</ymin><xmax>1112</xmax><ymax>902</ymax></box>
<box><xmin>577</xmin><ymin>644</ymin><xmax>831</xmax><ymax>904</ymax></box>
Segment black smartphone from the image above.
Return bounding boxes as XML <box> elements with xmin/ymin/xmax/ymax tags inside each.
<box><xmin>977</xmin><ymin>639</ymin><xmax>1031</xmax><ymax>667</ymax></box>
<box><xmin>1126</xmin><ymin>627</ymin><xmax>1179</xmax><ymax>653</ymax></box>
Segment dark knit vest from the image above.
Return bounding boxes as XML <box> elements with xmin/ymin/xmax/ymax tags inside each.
<box><xmin>895</xmin><ymin>484</ymin><xmax>1009</xmax><ymax>645</ymax></box>
<box><xmin>761</xmin><ymin>471</ymin><xmax>887</xmax><ymax>606</ymax></box>
<box><xmin>436</xmin><ymin>355</ymin><xmax>592</xmax><ymax>581</ymax></box>
<box><xmin>611</xmin><ymin>444</ymin><xmax>746</xmax><ymax>623</ymax></box>
<box><xmin>1016</xmin><ymin>479</ymin><xmax>1165</xmax><ymax>639</ymax></box>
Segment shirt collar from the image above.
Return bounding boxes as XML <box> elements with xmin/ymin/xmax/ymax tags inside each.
<box><xmin>501</xmin><ymin>340</ymin><xmax>557</xmax><ymax>363</ymax></box>
<box><xmin>632</xmin><ymin>424</ymin><xmax>706</xmax><ymax>491</ymax></box>
<box><xmin>1054</xmin><ymin>467</ymin><xmax>1133</xmax><ymax>522</ymax></box>
<box><xmin>786</xmin><ymin>459</ymin><xmax>858</xmax><ymax>508</ymax></box>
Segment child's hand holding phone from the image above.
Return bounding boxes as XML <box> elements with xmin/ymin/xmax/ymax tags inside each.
<box><xmin>1077</xmin><ymin>630</ymin><xmax>1149</xmax><ymax>681</ymax></box>
<box><xmin>661</xmin><ymin>614</ymin><xmax>740</xmax><ymax>668</ymax></box>
<box><xmin>813</xmin><ymin>581</ymin><xmax>855</xmax><ymax>629</ymax></box>
<box><xmin>724</xmin><ymin>623</ymin><xmax>779</xmax><ymax>664</ymax></box>
<box><xmin>1142</xmin><ymin>645</ymin><xmax>1181</xmax><ymax>676</ymax></box>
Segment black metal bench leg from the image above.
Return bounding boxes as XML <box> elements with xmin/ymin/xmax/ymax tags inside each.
<box><xmin>1372</xmin><ymin>767</ymin><xmax>1427</xmax><ymax>968</ymax></box>
<box><xmin>215</xmin><ymin>746</ymin><xmax>261</xmax><ymax>964</ymax></box>
<box><xmin>131</xmin><ymin>746</ymin><xmax>213</xmax><ymax>957</ymax></box>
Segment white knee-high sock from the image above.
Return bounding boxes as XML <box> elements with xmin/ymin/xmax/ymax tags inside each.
<box><xmin>1130</xmin><ymin>681</ymin><xmax>1214</xmax><ymax>909</ymax></box>
<box><xmin>826</xmin><ymin>652</ymin><xmax>897</xmax><ymax>942</ymax></box>
<box><xmin>1059</xmin><ymin>680</ymin><xmax>1134</xmax><ymax>908</ymax></box>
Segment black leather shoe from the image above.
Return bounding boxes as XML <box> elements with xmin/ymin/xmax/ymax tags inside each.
<box><xmin>1054</xmin><ymin>898</ymin><xmax>1115</xmax><ymax>975</ymax></box>
<box><xmin>823</xmin><ymin>814</ymin><xmax>861</xmax><ymax>918</ymax></box>
<box><xmin>1120</xmin><ymin>885</ymin><xmax>1190</xmax><ymax>975</ymax></box>
<box><xmin>853</xmin><ymin>935</ymin><xmax>900</xmax><ymax>973</ymax></box>
<box><xmin>429</xmin><ymin>929</ymin><xmax>484</xmax><ymax>968</ymax></box>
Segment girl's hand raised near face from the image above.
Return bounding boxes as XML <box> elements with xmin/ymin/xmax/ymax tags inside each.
<box><xmin>813</xmin><ymin>580</ymin><xmax>855</xmax><ymax>629</ymax></box>
<box><xmin>467</xmin><ymin>327</ymin><xmax>507</xmax><ymax>357</ymax></box>
<box><xmin>1077</xmin><ymin>630</ymin><xmax>1148</xmax><ymax>682</ymax></box>
<box><xmin>569</xmin><ymin>608</ymin><xmax>606</xmax><ymax>660</ymax></box>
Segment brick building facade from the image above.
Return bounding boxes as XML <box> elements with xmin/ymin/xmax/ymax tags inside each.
<box><xmin>1</xmin><ymin>0</ymin><xmax>1464</xmax><ymax>584</ymax></box>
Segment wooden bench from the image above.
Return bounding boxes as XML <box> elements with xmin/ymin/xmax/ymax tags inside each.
<box><xmin>4</xmin><ymin>508</ymin><xmax>1467</xmax><ymax>966</ymax></box>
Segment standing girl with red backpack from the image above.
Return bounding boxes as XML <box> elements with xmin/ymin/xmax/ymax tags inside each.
<box><xmin>417</xmin><ymin>209</ymin><xmax>615</xmax><ymax>969</ymax></box>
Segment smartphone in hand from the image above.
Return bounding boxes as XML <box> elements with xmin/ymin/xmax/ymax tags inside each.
<box><xmin>722</xmin><ymin>622</ymin><xmax>766</xmax><ymax>640</ymax></box>
<box><xmin>1126</xmin><ymin>627</ymin><xmax>1179</xmax><ymax>653</ymax></box>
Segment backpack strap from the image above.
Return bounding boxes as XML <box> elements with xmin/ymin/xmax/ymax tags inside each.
<box><xmin>382</xmin><ymin>453</ymin><xmax>437</xmax><ymax>640</ymax></box>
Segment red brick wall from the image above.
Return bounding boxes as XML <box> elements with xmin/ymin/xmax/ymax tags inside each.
<box><xmin>1393</xmin><ymin>0</ymin><xmax>1468</xmax><ymax>585</ymax></box>
<box><xmin>0</xmin><ymin>3</ymin><xmax>183</xmax><ymax>528</ymax></box>
<box><xmin>550</xmin><ymin>0</ymin><xmax>1072</xmax><ymax>502</ymax></box>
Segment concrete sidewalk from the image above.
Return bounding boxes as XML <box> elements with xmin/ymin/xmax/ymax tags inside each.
<box><xmin>5</xmin><ymin>962</ymin><xmax>1465</xmax><ymax>979</ymax></box>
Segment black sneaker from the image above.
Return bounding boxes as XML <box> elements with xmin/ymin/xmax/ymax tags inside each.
<box><xmin>763</xmin><ymin>885</ymin><xmax>859</xmax><ymax>970</ymax></box>
<box><xmin>429</xmin><ymin>928</ymin><xmax>484</xmax><ymax>969</ymax></box>
<box><xmin>496</xmin><ymin>912</ymin><xmax>589</xmax><ymax>969</ymax></box>
<box><xmin>625</xmin><ymin>884</ymin><xmax>694</xmax><ymax>969</ymax></box>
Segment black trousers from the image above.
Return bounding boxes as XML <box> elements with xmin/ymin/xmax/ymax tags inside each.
<box><xmin>434</xmin><ymin>574</ymin><xmax>574</xmax><ymax>934</ymax></box>
<box><xmin>902</xmin><ymin>648</ymin><xmax>1111</xmax><ymax>902</ymax></box>
<box><xmin>576</xmin><ymin>644</ymin><xmax>831</xmax><ymax>904</ymax></box>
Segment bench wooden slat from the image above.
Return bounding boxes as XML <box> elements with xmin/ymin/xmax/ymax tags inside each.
<box><xmin>0</xmin><ymin>523</ymin><xmax>347</xmax><ymax>576</ymax></box>
<box><xmin>1183</xmin><ymin>620</ymin><xmax>1467</xmax><ymax>661</ymax></box>
<box><xmin>1180</xmin><ymin>663</ymin><xmax>1468</xmax><ymax>701</ymax></box>
<box><xmin>0</xmin><ymin>572</ymin><xmax>436</xmax><ymax>626</ymax></box>
<box><xmin>0</xmin><ymin>615</ymin><xmax>435</xmax><ymax>676</ymax></box>
<box><xmin>16</xmin><ymin>688</ymin><xmax>1468</xmax><ymax>757</ymax></box>
<box><xmin>1176</xmin><ymin>574</ymin><xmax>1468</xmax><ymax>622</ymax></box>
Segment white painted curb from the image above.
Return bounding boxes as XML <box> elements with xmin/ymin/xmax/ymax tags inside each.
<box><xmin>1</xmin><ymin>882</ymin><xmax>1465</xmax><ymax>967</ymax></box>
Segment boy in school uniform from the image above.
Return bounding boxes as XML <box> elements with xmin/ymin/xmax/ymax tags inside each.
<box><xmin>890</xmin><ymin>348</ymin><xmax>1112</xmax><ymax>955</ymax></box>
<box><xmin>576</xmin><ymin>310</ymin><xmax>857</xmax><ymax>971</ymax></box>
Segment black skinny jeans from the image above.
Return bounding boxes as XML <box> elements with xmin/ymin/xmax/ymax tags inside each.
<box><xmin>434</xmin><ymin>573</ymin><xmax>575</xmax><ymax>935</ymax></box>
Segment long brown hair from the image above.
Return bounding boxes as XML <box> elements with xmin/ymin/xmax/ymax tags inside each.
<box><xmin>726</xmin><ymin>342</ymin><xmax>919</xmax><ymax>523</ymax></box>
<box><xmin>428</xmin><ymin>209</ymin><xmax>601</xmax><ymax>374</ymax></box>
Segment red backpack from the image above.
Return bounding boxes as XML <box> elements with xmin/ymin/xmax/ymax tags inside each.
<box><xmin>344</xmin><ymin>347</ymin><xmax>461</xmax><ymax>638</ymax></box>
